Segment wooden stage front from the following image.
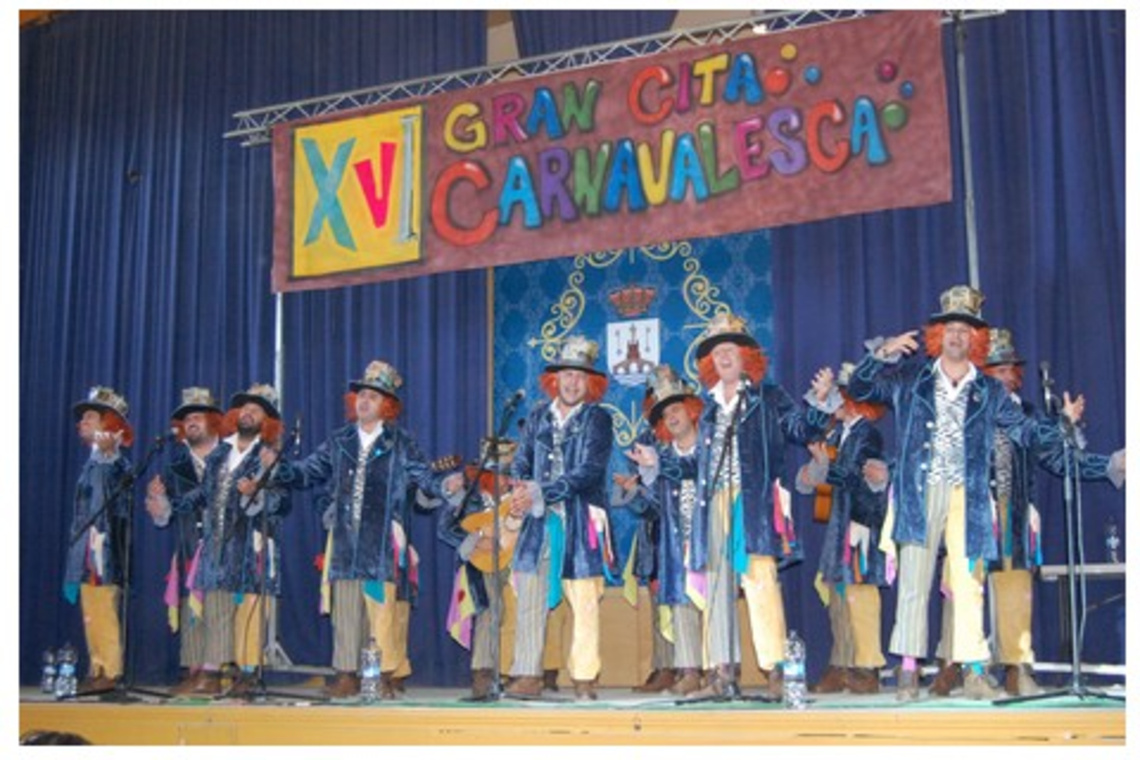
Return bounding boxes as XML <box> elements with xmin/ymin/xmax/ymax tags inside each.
<box><xmin>18</xmin><ymin>684</ymin><xmax>1125</xmax><ymax>745</ymax></box>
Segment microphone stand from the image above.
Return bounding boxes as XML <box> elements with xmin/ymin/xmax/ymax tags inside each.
<box><xmin>226</xmin><ymin>421</ymin><xmax>317</xmax><ymax>703</ymax></box>
<box><xmin>67</xmin><ymin>434</ymin><xmax>171</xmax><ymax>702</ymax></box>
<box><xmin>461</xmin><ymin>392</ymin><xmax>523</xmax><ymax>703</ymax></box>
<box><xmin>996</xmin><ymin>380</ymin><xmax>1122</xmax><ymax>705</ymax></box>
<box><xmin>682</xmin><ymin>379</ymin><xmax>773</xmax><ymax>705</ymax></box>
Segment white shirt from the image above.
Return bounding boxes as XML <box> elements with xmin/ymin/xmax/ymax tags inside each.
<box><xmin>934</xmin><ymin>357</ymin><xmax>977</xmax><ymax>403</ymax></box>
<box><xmin>357</xmin><ymin>421</ymin><xmax>384</xmax><ymax>451</ymax></box>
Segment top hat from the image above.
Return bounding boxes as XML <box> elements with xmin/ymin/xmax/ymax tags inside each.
<box><xmin>349</xmin><ymin>360</ymin><xmax>403</xmax><ymax>401</ymax></box>
<box><xmin>984</xmin><ymin>327</ymin><xmax>1026</xmax><ymax>366</ymax></box>
<box><xmin>172</xmin><ymin>386</ymin><xmax>223</xmax><ymax>420</ymax></box>
<box><xmin>929</xmin><ymin>284</ymin><xmax>987</xmax><ymax>328</ymax></box>
<box><xmin>695</xmin><ymin>311</ymin><xmax>760</xmax><ymax>359</ymax></box>
<box><xmin>644</xmin><ymin>364</ymin><xmax>697</xmax><ymax>426</ymax></box>
<box><xmin>544</xmin><ymin>335</ymin><xmax>605</xmax><ymax>377</ymax></box>
<box><xmin>230</xmin><ymin>383</ymin><xmax>281</xmax><ymax>420</ymax></box>
<box><xmin>73</xmin><ymin>386</ymin><xmax>129</xmax><ymax>422</ymax></box>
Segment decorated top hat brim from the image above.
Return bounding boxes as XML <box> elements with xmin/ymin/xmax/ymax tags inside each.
<box><xmin>543</xmin><ymin>361</ymin><xmax>606</xmax><ymax>378</ymax></box>
<box><xmin>695</xmin><ymin>331</ymin><xmax>759</xmax><ymax>360</ymax></box>
<box><xmin>348</xmin><ymin>379</ymin><xmax>400</xmax><ymax>401</ymax></box>
<box><xmin>230</xmin><ymin>392</ymin><xmax>281</xmax><ymax>420</ymax></box>
<box><xmin>72</xmin><ymin>401</ymin><xmax>126</xmax><ymax>423</ymax></box>
<box><xmin>985</xmin><ymin>352</ymin><xmax>1026</xmax><ymax>367</ymax></box>
<box><xmin>928</xmin><ymin>310</ymin><xmax>987</xmax><ymax>329</ymax></box>
<box><xmin>647</xmin><ymin>392</ymin><xmax>692</xmax><ymax>427</ymax></box>
<box><xmin>172</xmin><ymin>402</ymin><xmax>223</xmax><ymax>420</ymax></box>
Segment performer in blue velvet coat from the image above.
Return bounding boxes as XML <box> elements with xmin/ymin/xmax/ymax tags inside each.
<box><xmin>504</xmin><ymin>336</ymin><xmax>614</xmax><ymax>701</ymax></box>
<box><xmin>687</xmin><ymin>311</ymin><xmax>834</xmax><ymax>700</ymax></box>
<box><xmin>65</xmin><ymin>386</ymin><xmax>134</xmax><ymax>692</ymax></box>
<box><xmin>848</xmin><ymin>285</ymin><xmax>1084</xmax><ymax>702</ymax></box>
<box><xmin>175</xmin><ymin>383</ymin><xmax>290</xmax><ymax>697</ymax></box>
<box><xmin>795</xmin><ymin>362</ymin><xmax>889</xmax><ymax>695</ymax></box>
<box><xmin>273</xmin><ymin>360</ymin><xmax>462</xmax><ymax>700</ymax></box>
<box><xmin>622</xmin><ymin>364</ymin><xmax>705</xmax><ymax>696</ymax></box>
<box><xmin>144</xmin><ymin>387</ymin><xmax>223</xmax><ymax>695</ymax></box>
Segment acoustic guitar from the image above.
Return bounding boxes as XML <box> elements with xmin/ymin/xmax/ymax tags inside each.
<box><xmin>460</xmin><ymin>500</ymin><xmax>522</xmax><ymax>573</ymax></box>
<box><xmin>812</xmin><ymin>443</ymin><xmax>839</xmax><ymax>523</ymax></box>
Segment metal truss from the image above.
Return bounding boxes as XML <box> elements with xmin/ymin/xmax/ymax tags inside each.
<box><xmin>227</xmin><ymin>9</ymin><xmax>1004</xmax><ymax>147</ymax></box>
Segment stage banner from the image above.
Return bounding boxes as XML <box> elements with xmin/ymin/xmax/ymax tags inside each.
<box><xmin>492</xmin><ymin>230</ymin><xmax>774</xmax><ymax>584</ymax></box>
<box><xmin>273</xmin><ymin>11</ymin><xmax>948</xmax><ymax>292</ymax></box>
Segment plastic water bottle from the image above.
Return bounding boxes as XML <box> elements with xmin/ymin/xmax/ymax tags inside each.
<box><xmin>40</xmin><ymin>649</ymin><xmax>56</xmax><ymax>694</ymax></box>
<box><xmin>359</xmin><ymin>636</ymin><xmax>381</xmax><ymax>703</ymax></box>
<box><xmin>54</xmin><ymin>643</ymin><xmax>77</xmax><ymax>700</ymax></box>
<box><xmin>783</xmin><ymin>630</ymin><xmax>807</xmax><ymax>710</ymax></box>
<box><xmin>1105</xmin><ymin>516</ymin><xmax>1121</xmax><ymax>563</ymax></box>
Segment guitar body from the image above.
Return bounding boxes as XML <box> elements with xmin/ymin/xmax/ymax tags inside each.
<box><xmin>460</xmin><ymin>502</ymin><xmax>519</xmax><ymax>573</ymax></box>
<box><xmin>812</xmin><ymin>443</ymin><xmax>839</xmax><ymax>524</ymax></box>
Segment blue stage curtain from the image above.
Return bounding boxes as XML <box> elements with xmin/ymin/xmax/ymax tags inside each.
<box><xmin>20</xmin><ymin>9</ymin><xmax>487</xmax><ymax>686</ymax></box>
<box><xmin>512</xmin><ymin>9</ymin><xmax>677</xmax><ymax>59</ymax></box>
<box><xmin>771</xmin><ymin>11</ymin><xmax>1126</xmax><ymax>677</ymax></box>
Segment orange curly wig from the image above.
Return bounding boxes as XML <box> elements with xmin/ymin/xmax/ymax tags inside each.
<box><xmin>539</xmin><ymin>370</ymin><xmax>609</xmax><ymax>404</ymax></box>
<box><xmin>343</xmin><ymin>391</ymin><xmax>402</xmax><ymax>423</ymax></box>
<box><xmin>697</xmin><ymin>344</ymin><xmax>768</xmax><ymax>389</ymax></box>
<box><xmin>171</xmin><ymin>411</ymin><xmax>223</xmax><ymax>443</ymax></box>
<box><xmin>219</xmin><ymin>408</ymin><xmax>283</xmax><ymax>445</ymax></box>
<box><xmin>924</xmin><ymin>323</ymin><xmax>990</xmax><ymax>367</ymax></box>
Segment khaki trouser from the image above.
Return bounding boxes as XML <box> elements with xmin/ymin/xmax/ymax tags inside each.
<box><xmin>989</xmin><ymin>569</ymin><xmax>1035</xmax><ymax>665</ymax></box>
<box><xmin>80</xmin><ymin>584</ymin><xmax>122</xmax><ymax>679</ymax></box>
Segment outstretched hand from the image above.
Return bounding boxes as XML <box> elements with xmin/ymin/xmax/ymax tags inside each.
<box><xmin>811</xmin><ymin>367</ymin><xmax>835</xmax><ymax>402</ymax></box>
<box><xmin>879</xmin><ymin>330</ymin><xmax>920</xmax><ymax>358</ymax></box>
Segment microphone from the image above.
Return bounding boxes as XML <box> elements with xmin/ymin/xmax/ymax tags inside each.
<box><xmin>1039</xmin><ymin>361</ymin><xmax>1055</xmax><ymax>413</ymax></box>
<box><xmin>505</xmin><ymin>389</ymin><xmax>525</xmax><ymax>410</ymax></box>
<box><xmin>292</xmin><ymin>416</ymin><xmax>302</xmax><ymax>456</ymax></box>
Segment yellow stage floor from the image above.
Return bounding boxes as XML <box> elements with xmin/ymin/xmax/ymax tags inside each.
<box><xmin>18</xmin><ymin>684</ymin><xmax>1126</xmax><ymax>746</ymax></box>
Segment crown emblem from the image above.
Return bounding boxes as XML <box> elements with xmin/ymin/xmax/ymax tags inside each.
<box><xmin>608</xmin><ymin>285</ymin><xmax>656</xmax><ymax>318</ymax></box>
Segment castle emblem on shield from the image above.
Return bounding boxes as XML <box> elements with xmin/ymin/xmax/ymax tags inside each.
<box><xmin>606</xmin><ymin>284</ymin><xmax>660</xmax><ymax>388</ymax></box>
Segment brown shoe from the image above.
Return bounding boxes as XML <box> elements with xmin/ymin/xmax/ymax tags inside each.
<box><xmin>392</xmin><ymin>675</ymin><xmax>408</xmax><ymax>695</ymax></box>
<box><xmin>963</xmin><ymin>669</ymin><xmax>1002</xmax><ymax>701</ymax></box>
<box><xmin>763</xmin><ymin>667</ymin><xmax>784</xmax><ymax>701</ymax></box>
<box><xmin>846</xmin><ymin>667</ymin><xmax>880</xmax><ymax>695</ymax></box>
<box><xmin>471</xmin><ymin>669</ymin><xmax>495</xmax><ymax>699</ymax></box>
<box><xmin>928</xmin><ymin>661</ymin><xmax>962</xmax><ymax>697</ymax></box>
<box><xmin>895</xmin><ymin>667</ymin><xmax>920</xmax><ymax>703</ymax></box>
<box><xmin>632</xmin><ymin>668</ymin><xmax>676</xmax><ymax>693</ymax></box>
<box><xmin>686</xmin><ymin>665</ymin><xmax>730</xmax><ymax>699</ymax></box>
<box><xmin>1005</xmin><ymin>664</ymin><xmax>1042</xmax><ymax>697</ymax></box>
<box><xmin>226</xmin><ymin>672</ymin><xmax>257</xmax><ymax>698</ymax></box>
<box><xmin>323</xmin><ymin>671</ymin><xmax>361</xmax><ymax>699</ymax></box>
<box><xmin>379</xmin><ymin>672</ymin><xmax>399</xmax><ymax>700</ymax></box>
<box><xmin>505</xmin><ymin>675</ymin><xmax>543</xmax><ymax>698</ymax></box>
<box><xmin>809</xmin><ymin>665</ymin><xmax>847</xmax><ymax>694</ymax></box>
<box><xmin>542</xmin><ymin>669</ymin><xmax>560</xmax><ymax>692</ymax></box>
<box><xmin>572</xmin><ymin>679</ymin><xmax>597</xmax><ymax>701</ymax></box>
<box><xmin>189</xmin><ymin>670</ymin><xmax>223</xmax><ymax>696</ymax></box>
<box><xmin>669</xmin><ymin>668</ymin><xmax>702</xmax><ymax>696</ymax></box>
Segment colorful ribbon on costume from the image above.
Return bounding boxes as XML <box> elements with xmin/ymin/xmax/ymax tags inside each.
<box><xmin>546</xmin><ymin>511</ymin><xmax>566</xmax><ymax>610</ymax></box>
<box><xmin>164</xmin><ymin>553</ymin><xmax>181</xmax><ymax>632</ymax></box>
<box><xmin>445</xmin><ymin>566</ymin><xmax>476</xmax><ymax>649</ymax></box>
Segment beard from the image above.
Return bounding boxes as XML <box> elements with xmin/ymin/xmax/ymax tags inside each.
<box><xmin>237</xmin><ymin>418</ymin><xmax>261</xmax><ymax>438</ymax></box>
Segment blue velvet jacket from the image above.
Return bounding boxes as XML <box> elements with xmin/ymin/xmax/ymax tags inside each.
<box><xmin>847</xmin><ymin>353</ymin><xmax>1065</xmax><ymax>561</ymax></box>
<box><xmin>690</xmin><ymin>381</ymin><xmax>830</xmax><ymax>570</ymax></box>
<box><xmin>179</xmin><ymin>438</ymin><xmax>291</xmax><ymax>595</ymax></box>
<box><xmin>274</xmin><ymin>423</ymin><xmax>445</xmax><ymax>584</ymax></box>
<box><xmin>627</xmin><ymin>440</ymin><xmax>699</xmax><ymax>606</ymax></box>
<box><xmin>510</xmin><ymin>400</ymin><xmax>614</xmax><ymax>580</ymax></box>
<box><xmin>64</xmin><ymin>450</ymin><xmax>133</xmax><ymax>586</ymax></box>
<box><xmin>159</xmin><ymin>443</ymin><xmax>207</xmax><ymax>581</ymax></box>
<box><xmin>816</xmin><ymin>418</ymin><xmax>889</xmax><ymax>586</ymax></box>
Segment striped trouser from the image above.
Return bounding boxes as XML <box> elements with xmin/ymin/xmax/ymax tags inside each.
<box><xmin>179</xmin><ymin>596</ymin><xmax>206</xmax><ymax>669</ymax></box>
<box><xmin>670</xmin><ymin>602</ymin><xmax>702</xmax><ymax>670</ymax></box>
<box><xmin>890</xmin><ymin>481</ymin><xmax>988</xmax><ymax>662</ymax></box>
<box><xmin>330</xmin><ymin>579</ymin><xmax>399</xmax><ymax>674</ymax></box>
<box><xmin>649</xmin><ymin>591</ymin><xmax>674</xmax><ymax>670</ymax></box>
<box><xmin>704</xmin><ymin>489</ymin><xmax>786</xmax><ymax>670</ymax></box>
<box><xmin>472</xmin><ymin>568</ymin><xmax>515</xmax><ymax>672</ymax></box>
<box><xmin>79</xmin><ymin>584</ymin><xmax>122</xmax><ymax>679</ymax></box>
<box><xmin>202</xmin><ymin>590</ymin><xmax>273</xmax><ymax>669</ymax></box>
<box><xmin>825</xmin><ymin>583</ymin><xmax>886</xmax><ymax>669</ymax></box>
<box><xmin>509</xmin><ymin>534</ymin><xmax>603</xmax><ymax>680</ymax></box>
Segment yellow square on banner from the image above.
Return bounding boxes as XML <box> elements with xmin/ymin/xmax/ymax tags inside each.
<box><xmin>292</xmin><ymin>105</ymin><xmax>423</xmax><ymax>277</ymax></box>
